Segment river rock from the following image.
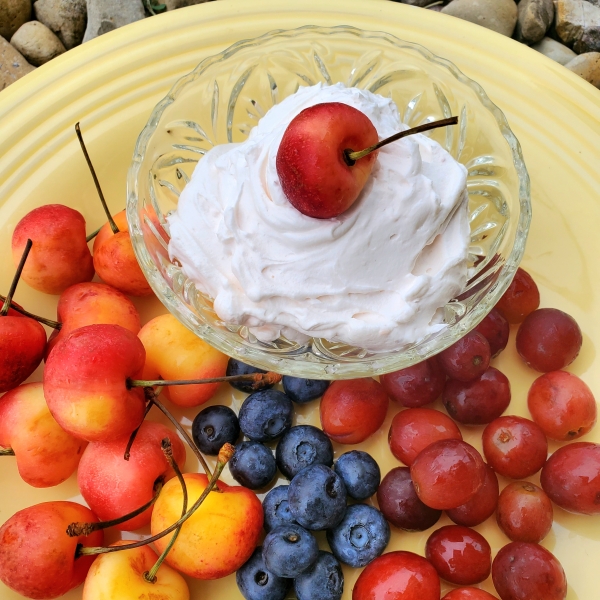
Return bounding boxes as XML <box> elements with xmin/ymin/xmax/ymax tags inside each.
<box><xmin>556</xmin><ymin>0</ymin><xmax>600</xmax><ymax>53</ymax></box>
<box><xmin>0</xmin><ymin>36</ymin><xmax>34</xmax><ymax>90</ymax></box>
<box><xmin>564</xmin><ymin>51</ymin><xmax>600</xmax><ymax>87</ymax></box>
<box><xmin>531</xmin><ymin>36</ymin><xmax>577</xmax><ymax>64</ymax></box>
<box><xmin>34</xmin><ymin>0</ymin><xmax>87</xmax><ymax>50</ymax></box>
<box><xmin>0</xmin><ymin>0</ymin><xmax>31</xmax><ymax>41</ymax></box>
<box><xmin>516</xmin><ymin>0</ymin><xmax>554</xmax><ymax>43</ymax></box>
<box><xmin>83</xmin><ymin>0</ymin><xmax>146</xmax><ymax>43</ymax></box>
<box><xmin>164</xmin><ymin>0</ymin><xmax>212</xmax><ymax>8</ymax></box>
<box><xmin>442</xmin><ymin>0</ymin><xmax>518</xmax><ymax>37</ymax></box>
<box><xmin>10</xmin><ymin>21</ymin><xmax>67</xmax><ymax>66</ymax></box>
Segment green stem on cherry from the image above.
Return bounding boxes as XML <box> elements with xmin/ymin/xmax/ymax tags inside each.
<box><xmin>86</xmin><ymin>226</ymin><xmax>102</xmax><ymax>243</ymax></box>
<box><xmin>0</xmin><ymin>448</ymin><xmax>15</xmax><ymax>456</ymax></box>
<box><xmin>1</xmin><ymin>239</ymin><xmax>32</xmax><ymax>318</ymax></box>
<box><xmin>124</xmin><ymin>399</ymin><xmax>156</xmax><ymax>461</ymax></box>
<box><xmin>75</xmin><ymin>122</ymin><xmax>119</xmax><ymax>235</ymax></box>
<box><xmin>344</xmin><ymin>116</ymin><xmax>459</xmax><ymax>165</ymax></box>
<box><xmin>127</xmin><ymin>371</ymin><xmax>282</xmax><ymax>390</ymax></box>
<box><xmin>144</xmin><ymin>438</ymin><xmax>187</xmax><ymax>584</ymax></box>
<box><xmin>76</xmin><ymin>443</ymin><xmax>234</xmax><ymax>558</ymax></box>
<box><xmin>0</xmin><ymin>293</ymin><xmax>61</xmax><ymax>329</ymax></box>
<box><xmin>66</xmin><ymin>479</ymin><xmax>164</xmax><ymax>537</ymax></box>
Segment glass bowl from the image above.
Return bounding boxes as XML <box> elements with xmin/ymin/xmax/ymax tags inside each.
<box><xmin>127</xmin><ymin>25</ymin><xmax>530</xmax><ymax>379</ymax></box>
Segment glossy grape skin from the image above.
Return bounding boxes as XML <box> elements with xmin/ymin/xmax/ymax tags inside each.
<box><xmin>388</xmin><ymin>407</ymin><xmax>462</xmax><ymax>466</ymax></box>
<box><xmin>442</xmin><ymin>588</ymin><xmax>499</xmax><ymax>600</ymax></box>
<box><xmin>443</xmin><ymin>367</ymin><xmax>511</xmax><ymax>425</ymax></box>
<box><xmin>425</xmin><ymin>525</ymin><xmax>491</xmax><ymax>585</ymax></box>
<box><xmin>516</xmin><ymin>308</ymin><xmax>582</xmax><ymax>373</ymax></box>
<box><xmin>352</xmin><ymin>551</ymin><xmax>440</xmax><ymax>600</ymax></box>
<box><xmin>540</xmin><ymin>442</ymin><xmax>600</xmax><ymax>515</ymax></box>
<box><xmin>495</xmin><ymin>267</ymin><xmax>540</xmax><ymax>324</ymax></box>
<box><xmin>376</xmin><ymin>467</ymin><xmax>442</xmax><ymax>531</ymax></box>
<box><xmin>380</xmin><ymin>357</ymin><xmax>446</xmax><ymax>408</ymax></box>
<box><xmin>438</xmin><ymin>331</ymin><xmax>491</xmax><ymax>382</ymax></box>
<box><xmin>410</xmin><ymin>439</ymin><xmax>486</xmax><ymax>510</ymax></box>
<box><xmin>320</xmin><ymin>378</ymin><xmax>389</xmax><ymax>445</ymax></box>
<box><xmin>492</xmin><ymin>542</ymin><xmax>567</xmax><ymax>600</ymax></box>
<box><xmin>496</xmin><ymin>482</ymin><xmax>553</xmax><ymax>543</ymax></box>
<box><xmin>482</xmin><ymin>416</ymin><xmax>548</xmax><ymax>479</ymax></box>
<box><xmin>474</xmin><ymin>308</ymin><xmax>510</xmax><ymax>357</ymax></box>
<box><xmin>447</xmin><ymin>463</ymin><xmax>499</xmax><ymax>527</ymax></box>
<box><xmin>528</xmin><ymin>370</ymin><xmax>597</xmax><ymax>441</ymax></box>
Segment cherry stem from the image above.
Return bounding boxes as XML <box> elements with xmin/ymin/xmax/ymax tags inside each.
<box><xmin>145</xmin><ymin>389</ymin><xmax>217</xmax><ymax>486</ymax></box>
<box><xmin>0</xmin><ymin>294</ymin><xmax>61</xmax><ymax>329</ymax></box>
<box><xmin>86</xmin><ymin>226</ymin><xmax>102</xmax><ymax>243</ymax></box>
<box><xmin>124</xmin><ymin>399</ymin><xmax>155</xmax><ymax>461</ymax></box>
<box><xmin>75</xmin><ymin>122</ymin><xmax>119</xmax><ymax>235</ymax></box>
<box><xmin>127</xmin><ymin>371</ymin><xmax>282</xmax><ymax>390</ymax></box>
<box><xmin>76</xmin><ymin>443</ymin><xmax>234</xmax><ymax>558</ymax></box>
<box><xmin>144</xmin><ymin>438</ymin><xmax>187</xmax><ymax>584</ymax></box>
<box><xmin>0</xmin><ymin>448</ymin><xmax>15</xmax><ymax>456</ymax></box>
<box><xmin>66</xmin><ymin>480</ymin><xmax>164</xmax><ymax>537</ymax></box>
<box><xmin>1</xmin><ymin>239</ymin><xmax>32</xmax><ymax>318</ymax></box>
<box><xmin>344</xmin><ymin>116</ymin><xmax>459</xmax><ymax>164</ymax></box>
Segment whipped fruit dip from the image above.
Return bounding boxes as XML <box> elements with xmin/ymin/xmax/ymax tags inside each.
<box><xmin>167</xmin><ymin>83</ymin><xmax>470</xmax><ymax>353</ymax></box>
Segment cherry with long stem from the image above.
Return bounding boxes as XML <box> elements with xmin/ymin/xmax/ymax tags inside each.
<box><xmin>75</xmin><ymin>443</ymin><xmax>234</xmax><ymax>558</ymax></box>
<box><xmin>75</xmin><ymin>122</ymin><xmax>119</xmax><ymax>235</ymax></box>
<box><xmin>1</xmin><ymin>239</ymin><xmax>32</xmax><ymax>318</ymax></box>
<box><xmin>343</xmin><ymin>116</ymin><xmax>459</xmax><ymax>165</ymax></box>
<box><xmin>143</xmin><ymin>438</ymin><xmax>187</xmax><ymax>584</ymax></box>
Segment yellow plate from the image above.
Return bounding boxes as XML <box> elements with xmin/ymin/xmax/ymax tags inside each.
<box><xmin>1</xmin><ymin>1</ymin><xmax>600</xmax><ymax>599</ymax></box>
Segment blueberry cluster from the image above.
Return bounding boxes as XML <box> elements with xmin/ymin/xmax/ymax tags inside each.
<box><xmin>193</xmin><ymin>360</ymin><xmax>389</xmax><ymax>600</ymax></box>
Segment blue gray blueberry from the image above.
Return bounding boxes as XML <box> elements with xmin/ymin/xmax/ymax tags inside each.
<box><xmin>334</xmin><ymin>450</ymin><xmax>381</xmax><ymax>500</ymax></box>
<box><xmin>191</xmin><ymin>404</ymin><xmax>240</xmax><ymax>455</ymax></box>
<box><xmin>238</xmin><ymin>389</ymin><xmax>293</xmax><ymax>442</ymax></box>
<box><xmin>226</xmin><ymin>358</ymin><xmax>272</xmax><ymax>393</ymax></box>
<box><xmin>282</xmin><ymin>376</ymin><xmax>330</xmax><ymax>404</ymax></box>
<box><xmin>236</xmin><ymin>547</ymin><xmax>291</xmax><ymax>600</ymax></box>
<box><xmin>262</xmin><ymin>485</ymin><xmax>297</xmax><ymax>532</ymax></box>
<box><xmin>294</xmin><ymin>551</ymin><xmax>344</xmax><ymax>600</ymax></box>
<box><xmin>276</xmin><ymin>424</ymin><xmax>334</xmax><ymax>480</ymax></box>
<box><xmin>262</xmin><ymin>523</ymin><xmax>319</xmax><ymax>578</ymax></box>
<box><xmin>228</xmin><ymin>441</ymin><xmax>277</xmax><ymax>490</ymax></box>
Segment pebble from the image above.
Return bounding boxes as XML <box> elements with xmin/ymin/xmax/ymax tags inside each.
<box><xmin>0</xmin><ymin>36</ymin><xmax>34</xmax><ymax>90</ymax></box>
<box><xmin>531</xmin><ymin>36</ymin><xmax>578</xmax><ymax>64</ymax></box>
<box><xmin>83</xmin><ymin>0</ymin><xmax>146</xmax><ymax>43</ymax></box>
<box><xmin>556</xmin><ymin>0</ymin><xmax>600</xmax><ymax>53</ymax></box>
<box><xmin>442</xmin><ymin>0</ymin><xmax>518</xmax><ymax>37</ymax></box>
<box><xmin>10</xmin><ymin>21</ymin><xmax>67</xmax><ymax>67</ymax></box>
<box><xmin>33</xmin><ymin>0</ymin><xmax>87</xmax><ymax>50</ymax></box>
<box><xmin>0</xmin><ymin>0</ymin><xmax>31</xmax><ymax>41</ymax></box>
<box><xmin>516</xmin><ymin>0</ymin><xmax>554</xmax><ymax>44</ymax></box>
<box><xmin>564</xmin><ymin>51</ymin><xmax>600</xmax><ymax>87</ymax></box>
<box><xmin>164</xmin><ymin>0</ymin><xmax>212</xmax><ymax>8</ymax></box>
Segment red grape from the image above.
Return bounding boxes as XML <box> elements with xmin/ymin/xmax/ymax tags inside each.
<box><xmin>380</xmin><ymin>357</ymin><xmax>445</xmax><ymax>408</ymax></box>
<box><xmin>528</xmin><ymin>370</ymin><xmax>596</xmax><ymax>441</ymax></box>
<box><xmin>495</xmin><ymin>267</ymin><xmax>540</xmax><ymax>324</ymax></box>
<box><xmin>516</xmin><ymin>308</ymin><xmax>582</xmax><ymax>372</ymax></box>
<box><xmin>442</xmin><ymin>588</ymin><xmax>499</xmax><ymax>600</ymax></box>
<box><xmin>492</xmin><ymin>542</ymin><xmax>567</xmax><ymax>600</ymax></box>
<box><xmin>425</xmin><ymin>525</ymin><xmax>491</xmax><ymax>585</ymax></box>
<box><xmin>439</xmin><ymin>331</ymin><xmax>491</xmax><ymax>382</ymax></box>
<box><xmin>410</xmin><ymin>439</ymin><xmax>486</xmax><ymax>510</ymax></box>
<box><xmin>540</xmin><ymin>442</ymin><xmax>600</xmax><ymax>515</ymax></box>
<box><xmin>388</xmin><ymin>407</ymin><xmax>462</xmax><ymax>466</ymax></box>
<box><xmin>496</xmin><ymin>482</ymin><xmax>553</xmax><ymax>543</ymax></box>
<box><xmin>442</xmin><ymin>367</ymin><xmax>511</xmax><ymax>425</ymax></box>
<box><xmin>352</xmin><ymin>551</ymin><xmax>440</xmax><ymax>600</ymax></box>
<box><xmin>447</xmin><ymin>463</ymin><xmax>499</xmax><ymax>527</ymax></box>
<box><xmin>376</xmin><ymin>467</ymin><xmax>441</xmax><ymax>531</ymax></box>
<box><xmin>482</xmin><ymin>416</ymin><xmax>547</xmax><ymax>479</ymax></box>
<box><xmin>475</xmin><ymin>308</ymin><xmax>510</xmax><ymax>357</ymax></box>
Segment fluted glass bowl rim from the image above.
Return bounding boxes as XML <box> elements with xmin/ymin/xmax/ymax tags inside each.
<box><xmin>126</xmin><ymin>24</ymin><xmax>531</xmax><ymax>378</ymax></box>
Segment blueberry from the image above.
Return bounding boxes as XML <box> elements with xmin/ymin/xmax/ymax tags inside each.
<box><xmin>294</xmin><ymin>551</ymin><xmax>344</xmax><ymax>600</ymax></box>
<box><xmin>239</xmin><ymin>389</ymin><xmax>293</xmax><ymax>442</ymax></box>
<box><xmin>334</xmin><ymin>450</ymin><xmax>381</xmax><ymax>500</ymax></box>
<box><xmin>282</xmin><ymin>376</ymin><xmax>330</xmax><ymax>404</ymax></box>
<box><xmin>288</xmin><ymin>464</ymin><xmax>347</xmax><ymax>530</ymax></box>
<box><xmin>226</xmin><ymin>358</ymin><xmax>273</xmax><ymax>393</ymax></box>
<box><xmin>262</xmin><ymin>485</ymin><xmax>297</xmax><ymax>532</ymax></box>
<box><xmin>236</xmin><ymin>547</ymin><xmax>291</xmax><ymax>600</ymax></box>
<box><xmin>191</xmin><ymin>405</ymin><xmax>240</xmax><ymax>455</ymax></box>
<box><xmin>262</xmin><ymin>523</ymin><xmax>319</xmax><ymax>578</ymax></box>
<box><xmin>228</xmin><ymin>441</ymin><xmax>277</xmax><ymax>490</ymax></box>
<box><xmin>276</xmin><ymin>425</ymin><xmax>334</xmax><ymax>480</ymax></box>
<box><xmin>326</xmin><ymin>504</ymin><xmax>390</xmax><ymax>568</ymax></box>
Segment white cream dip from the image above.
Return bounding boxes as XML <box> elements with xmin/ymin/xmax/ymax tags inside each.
<box><xmin>167</xmin><ymin>83</ymin><xmax>470</xmax><ymax>353</ymax></box>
